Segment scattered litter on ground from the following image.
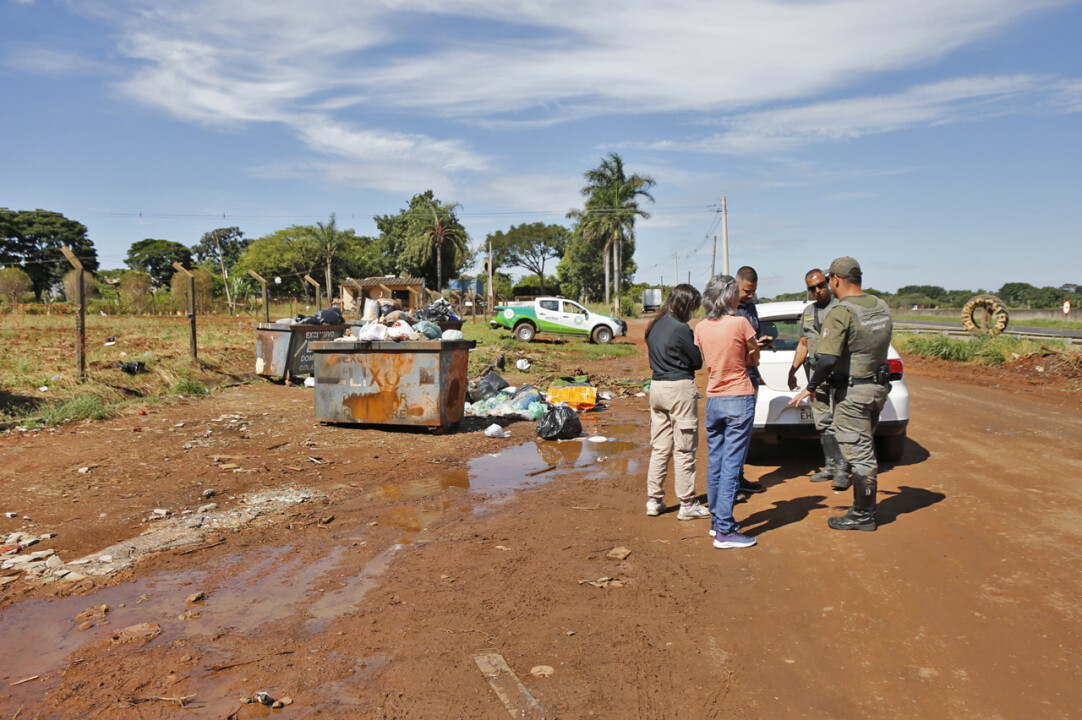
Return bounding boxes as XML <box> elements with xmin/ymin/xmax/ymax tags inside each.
<box><xmin>545</xmin><ymin>384</ymin><xmax>598</xmax><ymax>411</ymax></box>
<box><xmin>530</xmin><ymin>665</ymin><xmax>555</xmax><ymax>677</ymax></box>
<box><xmin>484</xmin><ymin>424</ymin><xmax>511</xmax><ymax>439</ymax></box>
<box><xmin>579</xmin><ymin>577</ymin><xmax>627</xmax><ymax>588</ymax></box>
<box><xmin>536</xmin><ymin>405</ymin><xmax>582</xmax><ymax>440</ymax></box>
<box><xmin>606</xmin><ymin>546</ymin><xmax>632</xmax><ymax>561</ymax></box>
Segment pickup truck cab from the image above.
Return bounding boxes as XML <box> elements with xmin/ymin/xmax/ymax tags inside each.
<box><xmin>490</xmin><ymin>297</ymin><xmax>627</xmax><ymax>344</ymax></box>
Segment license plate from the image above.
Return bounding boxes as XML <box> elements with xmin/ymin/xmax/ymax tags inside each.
<box><xmin>799</xmin><ymin>408</ymin><xmax>814</xmax><ymax>422</ymax></box>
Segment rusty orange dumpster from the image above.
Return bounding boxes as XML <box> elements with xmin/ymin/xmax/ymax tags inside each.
<box><xmin>309</xmin><ymin>339</ymin><xmax>476</xmax><ymax>427</ymax></box>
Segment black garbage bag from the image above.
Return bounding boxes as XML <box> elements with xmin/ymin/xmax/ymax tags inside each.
<box><xmin>536</xmin><ymin>405</ymin><xmax>582</xmax><ymax>441</ymax></box>
<box><xmin>293</xmin><ymin>307</ymin><xmax>344</xmax><ymax>325</ymax></box>
<box><xmin>470</xmin><ymin>370</ymin><xmax>510</xmax><ymax>402</ymax></box>
<box><xmin>112</xmin><ymin>361</ymin><xmax>146</xmax><ymax>375</ymax></box>
<box><xmin>415</xmin><ymin>297</ymin><xmax>454</xmax><ymax>322</ymax></box>
<box><xmin>313</xmin><ymin>307</ymin><xmax>344</xmax><ymax>325</ymax></box>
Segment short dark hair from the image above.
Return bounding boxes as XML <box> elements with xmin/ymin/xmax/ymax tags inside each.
<box><xmin>736</xmin><ymin>266</ymin><xmax>758</xmax><ymax>283</ymax></box>
<box><xmin>805</xmin><ymin>268</ymin><xmax>823</xmax><ymax>282</ymax></box>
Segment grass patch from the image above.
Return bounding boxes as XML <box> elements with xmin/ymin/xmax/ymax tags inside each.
<box><xmin>894</xmin><ymin>332</ymin><xmax>1072</xmax><ymax>366</ymax></box>
<box><xmin>893</xmin><ymin>314</ymin><xmax>1082</xmax><ymax>331</ymax></box>
<box><xmin>38</xmin><ymin>395</ymin><xmax>113</xmax><ymax>426</ymax></box>
<box><xmin>171</xmin><ymin>377</ymin><xmax>209</xmax><ymax>396</ymax></box>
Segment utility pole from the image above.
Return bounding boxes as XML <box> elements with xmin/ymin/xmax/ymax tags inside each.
<box><xmin>711</xmin><ymin>234</ymin><xmax>717</xmax><ymax>278</ymax></box>
<box><xmin>721</xmin><ymin>197</ymin><xmax>729</xmax><ymax>276</ymax></box>
<box><xmin>211</xmin><ymin>230</ymin><xmax>234</xmax><ymax>316</ymax></box>
<box><xmin>487</xmin><ymin>239</ymin><xmax>494</xmax><ymax>313</ymax></box>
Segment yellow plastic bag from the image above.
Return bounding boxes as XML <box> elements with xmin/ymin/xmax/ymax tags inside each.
<box><xmin>545</xmin><ymin>385</ymin><xmax>597</xmax><ymax>411</ymax></box>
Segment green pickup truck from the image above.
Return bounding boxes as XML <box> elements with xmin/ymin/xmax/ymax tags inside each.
<box><xmin>490</xmin><ymin>297</ymin><xmax>628</xmax><ymax>344</ymax></box>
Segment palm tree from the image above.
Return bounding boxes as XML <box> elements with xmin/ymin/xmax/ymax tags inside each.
<box><xmin>575</xmin><ymin>153</ymin><xmax>655</xmax><ymax>312</ymax></box>
<box><xmin>409</xmin><ymin>201</ymin><xmax>468</xmax><ymax>293</ymax></box>
<box><xmin>306</xmin><ymin>214</ymin><xmax>356</xmax><ymax>301</ymax></box>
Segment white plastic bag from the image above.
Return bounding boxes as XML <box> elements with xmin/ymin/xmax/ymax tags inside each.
<box><xmin>362</xmin><ymin>298</ymin><xmax>380</xmax><ymax>322</ymax></box>
<box><xmin>387</xmin><ymin>320</ymin><xmax>412</xmax><ymax>341</ymax></box>
<box><xmin>484</xmin><ymin>423</ymin><xmax>511</xmax><ymax>438</ymax></box>
<box><xmin>357</xmin><ymin>322</ymin><xmax>388</xmax><ymax>341</ymax></box>
<box><xmin>441</xmin><ymin>329</ymin><xmax>464</xmax><ymax>341</ymax></box>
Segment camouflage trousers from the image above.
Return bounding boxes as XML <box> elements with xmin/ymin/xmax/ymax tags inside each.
<box><xmin>831</xmin><ymin>382</ymin><xmax>889</xmax><ymax>479</ymax></box>
<box><xmin>810</xmin><ymin>386</ymin><xmax>834</xmax><ymax>437</ymax></box>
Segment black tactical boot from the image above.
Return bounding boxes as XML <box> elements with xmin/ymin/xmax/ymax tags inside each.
<box><xmin>828</xmin><ymin>474</ymin><xmax>877</xmax><ymax>531</ymax></box>
<box><xmin>810</xmin><ymin>436</ymin><xmax>840</xmax><ymax>482</ymax></box>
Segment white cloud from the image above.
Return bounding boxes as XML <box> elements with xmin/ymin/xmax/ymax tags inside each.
<box><xmin>33</xmin><ymin>0</ymin><xmax>1076</xmax><ymax>191</ymax></box>
<box><xmin>660</xmin><ymin>75</ymin><xmax>1061</xmax><ymax>155</ymax></box>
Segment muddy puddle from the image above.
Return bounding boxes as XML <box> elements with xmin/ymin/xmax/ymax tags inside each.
<box><xmin>0</xmin><ymin>433</ymin><xmax>641</xmax><ymax>707</ymax></box>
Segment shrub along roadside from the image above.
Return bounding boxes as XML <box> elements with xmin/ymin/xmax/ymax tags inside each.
<box><xmin>893</xmin><ymin>332</ymin><xmax>1074</xmax><ymax>366</ymax></box>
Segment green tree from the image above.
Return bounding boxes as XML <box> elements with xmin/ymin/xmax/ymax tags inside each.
<box><xmin>0</xmin><ymin>267</ymin><xmax>33</xmax><ymax>306</ymax></box>
<box><xmin>238</xmin><ymin>224</ymin><xmax>377</xmax><ymax>302</ymax></box>
<box><xmin>373</xmin><ymin>192</ymin><xmax>470</xmax><ymax>290</ymax></box>
<box><xmin>191</xmin><ymin>227</ymin><xmax>249</xmax><ymax>266</ymax></box>
<box><xmin>119</xmin><ymin>270</ymin><xmax>153</xmax><ymax>313</ymax></box>
<box><xmin>0</xmin><ymin>209</ymin><xmax>98</xmax><ymax>299</ymax></box>
<box><xmin>192</xmin><ymin>227</ymin><xmax>248</xmax><ymax>314</ymax></box>
<box><xmin>896</xmin><ymin>285</ymin><xmax>946</xmax><ymax>299</ymax></box>
<box><xmin>170</xmin><ymin>267</ymin><xmax>215</xmax><ymax>314</ymax></box>
<box><xmin>568</xmin><ymin>153</ymin><xmax>654</xmax><ymax>312</ymax></box>
<box><xmin>61</xmin><ymin>269</ymin><xmax>97</xmax><ymax>303</ymax></box>
<box><xmin>487</xmin><ymin>223</ymin><xmax>569</xmax><ymax>295</ymax></box>
<box><xmin>407</xmin><ymin>200</ymin><xmax>468</xmax><ymax>292</ymax></box>
<box><xmin>306</xmin><ymin>214</ymin><xmax>358</xmax><ymax>300</ymax></box>
<box><xmin>126</xmin><ymin>239</ymin><xmax>193</xmax><ymax>287</ymax></box>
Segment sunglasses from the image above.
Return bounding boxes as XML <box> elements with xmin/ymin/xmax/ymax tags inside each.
<box><xmin>806</xmin><ymin>279</ymin><xmax>829</xmax><ymax>291</ymax></box>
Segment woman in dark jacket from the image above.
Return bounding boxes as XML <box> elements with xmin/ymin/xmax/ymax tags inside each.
<box><xmin>644</xmin><ymin>284</ymin><xmax>708</xmax><ymax>520</ymax></box>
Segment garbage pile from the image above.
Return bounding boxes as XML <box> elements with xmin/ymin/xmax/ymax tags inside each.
<box><xmin>335</xmin><ymin>297</ymin><xmax>465</xmax><ymax>343</ymax></box>
<box><xmin>464</xmin><ymin>369</ymin><xmax>615</xmax><ymax>440</ymax></box>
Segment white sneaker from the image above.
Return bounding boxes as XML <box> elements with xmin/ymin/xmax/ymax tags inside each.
<box><xmin>678</xmin><ymin>501</ymin><xmax>710</xmax><ymax>521</ymax></box>
<box><xmin>646</xmin><ymin>498</ymin><xmax>665</xmax><ymax>516</ymax></box>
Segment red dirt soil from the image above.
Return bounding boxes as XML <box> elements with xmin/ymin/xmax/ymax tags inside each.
<box><xmin>1</xmin><ymin>319</ymin><xmax>1079</xmax><ymax>719</ymax></box>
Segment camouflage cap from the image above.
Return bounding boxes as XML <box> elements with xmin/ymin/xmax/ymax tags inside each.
<box><xmin>826</xmin><ymin>256</ymin><xmax>861</xmax><ymax>281</ymax></box>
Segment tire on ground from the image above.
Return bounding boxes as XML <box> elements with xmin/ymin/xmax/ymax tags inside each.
<box><xmin>961</xmin><ymin>294</ymin><xmax>1009</xmax><ymax>334</ymax></box>
<box><xmin>591</xmin><ymin>326</ymin><xmax>613</xmax><ymax>344</ymax></box>
<box><xmin>514</xmin><ymin>322</ymin><xmax>536</xmax><ymax>342</ymax></box>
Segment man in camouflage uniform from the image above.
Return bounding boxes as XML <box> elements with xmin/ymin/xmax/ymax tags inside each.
<box><xmin>788</xmin><ymin>268</ymin><xmax>850</xmax><ymax>489</ymax></box>
<box><xmin>789</xmin><ymin>257</ymin><xmax>893</xmax><ymax>531</ymax></box>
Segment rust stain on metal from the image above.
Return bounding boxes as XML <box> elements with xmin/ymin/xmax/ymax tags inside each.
<box><xmin>310</xmin><ymin>340</ymin><xmax>475</xmax><ymax>427</ymax></box>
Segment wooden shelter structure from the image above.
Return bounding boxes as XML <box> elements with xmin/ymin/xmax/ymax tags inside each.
<box><xmin>340</xmin><ymin>276</ymin><xmax>426</xmax><ymax>313</ymax></box>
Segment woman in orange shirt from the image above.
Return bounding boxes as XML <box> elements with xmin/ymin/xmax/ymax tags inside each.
<box><xmin>693</xmin><ymin>275</ymin><xmax>760</xmax><ymax>549</ymax></box>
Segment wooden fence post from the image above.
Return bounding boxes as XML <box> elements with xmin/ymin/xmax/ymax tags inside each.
<box><xmin>60</xmin><ymin>246</ymin><xmax>86</xmax><ymax>381</ymax></box>
<box><xmin>248</xmin><ymin>270</ymin><xmax>269</xmax><ymax>322</ymax></box>
<box><xmin>303</xmin><ymin>275</ymin><xmax>322</xmax><ymax>310</ymax></box>
<box><xmin>172</xmin><ymin>262</ymin><xmax>197</xmax><ymax>361</ymax></box>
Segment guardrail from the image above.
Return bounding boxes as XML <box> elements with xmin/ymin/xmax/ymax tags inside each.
<box><xmin>895</xmin><ymin>321</ymin><xmax>1082</xmax><ymax>345</ymax></box>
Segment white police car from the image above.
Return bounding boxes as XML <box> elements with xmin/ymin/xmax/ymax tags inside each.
<box><xmin>752</xmin><ymin>301</ymin><xmax>910</xmax><ymax>461</ymax></box>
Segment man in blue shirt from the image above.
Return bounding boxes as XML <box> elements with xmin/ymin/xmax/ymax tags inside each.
<box><xmin>735</xmin><ymin>266</ymin><xmax>772</xmax><ymax>496</ymax></box>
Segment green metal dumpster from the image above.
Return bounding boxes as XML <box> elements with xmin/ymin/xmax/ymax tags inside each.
<box><xmin>255</xmin><ymin>323</ymin><xmax>350</xmax><ymax>381</ymax></box>
<box><xmin>309</xmin><ymin>339</ymin><xmax>476</xmax><ymax>427</ymax></box>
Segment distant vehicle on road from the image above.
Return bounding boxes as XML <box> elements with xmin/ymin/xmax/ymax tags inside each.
<box><xmin>751</xmin><ymin>301</ymin><xmax>910</xmax><ymax>461</ymax></box>
<box><xmin>490</xmin><ymin>297</ymin><xmax>627</xmax><ymax>344</ymax></box>
<box><xmin>641</xmin><ymin>288</ymin><xmax>663</xmax><ymax>313</ymax></box>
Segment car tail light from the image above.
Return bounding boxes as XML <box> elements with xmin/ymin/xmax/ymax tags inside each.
<box><xmin>888</xmin><ymin>358</ymin><xmax>904</xmax><ymax>381</ymax></box>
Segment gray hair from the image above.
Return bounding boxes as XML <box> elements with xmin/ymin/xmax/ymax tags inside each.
<box><xmin>702</xmin><ymin>274</ymin><xmax>739</xmax><ymax>320</ymax></box>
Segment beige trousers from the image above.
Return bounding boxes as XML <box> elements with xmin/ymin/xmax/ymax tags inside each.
<box><xmin>646</xmin><ymin>378</ymin><xmax>700</xmax><ymax>502</ymax></box>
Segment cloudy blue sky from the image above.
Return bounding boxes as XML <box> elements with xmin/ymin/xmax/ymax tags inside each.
<box><xmin>2</xmin><ymin>0</ymin><xmax>1080</xmax><ymax>297</ymax></box>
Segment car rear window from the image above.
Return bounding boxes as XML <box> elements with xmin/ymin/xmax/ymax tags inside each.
<box><xmin>759</xmin><ymin>319</ymin><xmax>801</xmax><ymax>351</ymax></box>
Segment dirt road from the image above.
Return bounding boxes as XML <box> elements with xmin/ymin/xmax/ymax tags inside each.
<box><xmin>1</xmin><ymin>324</ymin><xmax>1079</xmax><ymax>719</ymax></box>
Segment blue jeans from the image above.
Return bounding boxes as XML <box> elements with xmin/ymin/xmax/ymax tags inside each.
<box><xmin>705</xmin><ymin>395</ymin><xmax>755</xmax><ymax>534</ymax></box>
